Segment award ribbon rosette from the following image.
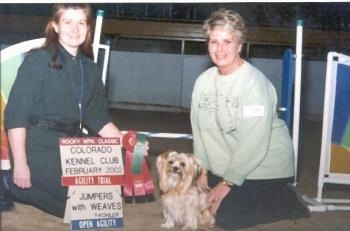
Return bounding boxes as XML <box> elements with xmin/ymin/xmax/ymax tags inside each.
<box><xmin>122</xmin><ymin>131</ymin><xmax>155</xmax><ymax>199</ymax></box>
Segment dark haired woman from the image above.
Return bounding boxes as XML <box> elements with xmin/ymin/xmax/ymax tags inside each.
<box><xmin>2</xmin><ymin>4</ymin><xmax>123</xmax><ymax>218</ymax></box>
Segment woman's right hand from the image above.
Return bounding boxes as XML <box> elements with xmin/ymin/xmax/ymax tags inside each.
<box><xmin>7</xmin><ymin>128</ymin><xmax>31</xmax><ymax>188</ymax></box>
<box><xmin>208</xmin><ymin>181</ymin><xmax>231</xmax><ymax>214</ymax></box>
<box><xmin>13</xmin><ymin>162</ymin><xmax>31</xmax><ymax>188</ymax></box>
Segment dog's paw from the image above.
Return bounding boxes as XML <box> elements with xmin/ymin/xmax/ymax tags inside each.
<box><xmin>201</xmin><ymin>209</ymin><xmax>216</xmax><ymax>228</ymax></box>
<box><xmin>161</xmin><ymin>221</ymin><xmax>175</xmax><ymax>229</ymax></box>
<box><xmin>182</xmin><ymin>224</ymin><xmax>197</xmax><ymax>230</ymax></box>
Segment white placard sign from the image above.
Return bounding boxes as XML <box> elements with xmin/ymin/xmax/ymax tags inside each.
<box><xmin>69</xmin><ymin>185</ymin><xmax>123</xmax><ymax>230</ymax></box>
<box><xmin>59</xmin><ymin>137</ymin><xmax>124</xmax><ymax>186</ymax></box>
<box><xmin>60</xmin><ymin>137</ymin><xmax>125</xmax><ymax>230</ymax></box>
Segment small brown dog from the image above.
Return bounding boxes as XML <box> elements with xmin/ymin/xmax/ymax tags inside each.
<box><xmin>156</xmin><ymin>150</ymin><xmax>215</xmax><ymax>230</ymax></box>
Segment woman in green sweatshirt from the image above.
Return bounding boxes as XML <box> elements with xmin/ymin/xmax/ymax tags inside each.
<box><xmin>191</xmin><ymin>8</ymin><xmax>310</xmax><ymax>230</ymax></box>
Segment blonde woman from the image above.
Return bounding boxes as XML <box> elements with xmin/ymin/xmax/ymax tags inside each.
<box><xmin>191</xmin><ymin>8</ymin><xmax>310</xmax><ymax>229</ymax></box>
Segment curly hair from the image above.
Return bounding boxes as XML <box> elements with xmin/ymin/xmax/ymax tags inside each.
<box><xmin>202</xmin><ymin>8</ymin><xmax>247</xmax><ymax>44</ymax></box>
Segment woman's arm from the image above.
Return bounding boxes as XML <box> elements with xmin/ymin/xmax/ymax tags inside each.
<box><xmin>97</xmin><ymin>122</ymin><xmax>123</xmax><ymax>139</ymax></box>
<box><xmin>7</xmin><ymin>127</ymin><xmax>32</xmax><ymax>188</ymax></box>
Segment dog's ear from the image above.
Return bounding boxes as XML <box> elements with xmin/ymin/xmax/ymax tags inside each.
<box><xmin>156</xmin><ymin>150</ymin><xmax>178</xmax><ymax>178</ymax></box>
<box><xmin>156</xmin><ymin>151</ymin><xmax>166</xmax><ymax>174</ymax></box>
<box><xmin>156</xmin><ymin>150</ymin><xmax>177</xmax><ymax>193</ymax></box>
<box><xmin>189</xmin><ymin>154</ymin><xmax>204</xmax><ymax>180</ymax></box>
<box><xmin>156</xmin><ymin>150</ymin><xmax>172</xmax><ymax>172</ymax></box>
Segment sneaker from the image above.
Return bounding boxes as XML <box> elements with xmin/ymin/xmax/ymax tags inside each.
<box><xmin>0</xmin><ymin>170</ymin><xmax>14</xmax><ymax>211</ymax></box>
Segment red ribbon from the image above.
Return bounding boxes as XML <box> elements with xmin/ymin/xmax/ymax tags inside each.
<box><xmin>122</xmin><ymin>131</ymin><xmax>155</xmax><ymax>197</ymax></box>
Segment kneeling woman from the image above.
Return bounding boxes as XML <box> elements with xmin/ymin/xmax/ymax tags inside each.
<box><xmin>2</xmin><ymin>3</ymin><xmax>123</xmax><ymax>217</ymax></box>
<box><xmin>190</xmin><ymin>8</ymin><xmax>310</xmax><ymax>230</ymax></box>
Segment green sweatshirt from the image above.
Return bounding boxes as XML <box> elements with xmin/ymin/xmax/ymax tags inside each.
<box><xmin>190</xmin><ymin>61</ymin><xmax>294</xmax><ymax>186</ymax></box>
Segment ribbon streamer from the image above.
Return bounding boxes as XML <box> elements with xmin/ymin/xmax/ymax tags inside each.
<box><xmin>122</xmin><ymin>131</ymin><xmax>155</xmax><ymax>198</ymax></box>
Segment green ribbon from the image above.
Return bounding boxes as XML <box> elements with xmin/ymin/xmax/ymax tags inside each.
<box><xmin>131</xmin><ymin>133</ymin><xmax>147</xmax><ymax>174</ymax></box>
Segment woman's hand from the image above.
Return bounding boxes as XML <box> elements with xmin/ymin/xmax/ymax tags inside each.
<box><xmin>7</xmin><ymin>127</ymin><xmax>31</xmax><ymax>188</ymax></box>
<box><xmin>13</xmin><ymin>162</ymin><xmax>32</xmax><ymax>188</ymax></box>
<box><xmin>208</xmin><ymin>181</ymin><xmax>232</xmax><ymax>214</ymax></box>
<box><xmin>144</xmin><ymin>140</ymin><xmax>150</xmax><ymax>156</ymax></box>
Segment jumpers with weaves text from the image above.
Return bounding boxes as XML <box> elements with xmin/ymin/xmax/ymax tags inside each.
<box><xmin>0</xmin><ymin>3</ymin><xmax>123</xmax><ymax>217</ymax></box>
<box><xmin>190</xmin><ymin>8</ymin><xmax>310</xmax><ymax>230</ymax></box>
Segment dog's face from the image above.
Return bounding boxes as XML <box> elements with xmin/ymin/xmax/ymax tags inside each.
<box><xmin>156</xmin><ymin>150</ymin><xmax>202</xmax><ymax>193</ymax></box>
<box><xmin>156</xmin><ymin>151</ymin><xmax>215</xmax><ymax>229</ymax></box>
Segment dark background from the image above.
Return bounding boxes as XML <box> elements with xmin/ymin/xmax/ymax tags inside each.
<box><xmin>0</xmin><ymin>2</ymin><xmax>349</xmax><ymax>31</ymax></box>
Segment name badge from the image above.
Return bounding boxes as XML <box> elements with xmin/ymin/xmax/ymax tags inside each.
<box><xmin>243</xmin><ymin>105</ymin><xmax>264</xmax><ymax>117</ymax></box>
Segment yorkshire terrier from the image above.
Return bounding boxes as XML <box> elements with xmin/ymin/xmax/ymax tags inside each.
<box><xmin>156</xmin><ymin>150</ymin><xmax>215</xmax><ymax>230</ymax></box>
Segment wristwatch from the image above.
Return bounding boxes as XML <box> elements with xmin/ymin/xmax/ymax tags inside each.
<box><xmin>222</xmin><ymin>179</ymin><xmax>234</xmax><ymax>188</ymax></box>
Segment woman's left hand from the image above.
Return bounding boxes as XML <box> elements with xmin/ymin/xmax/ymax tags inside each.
<box><xmin>208</xmin><ymin>182</ymin><xmax>232</xmax><ymax>214</ymax></box>
<box><xmin>144</xmin><ymin>140</ymin><xmax>150</xmax><ymax>156</ymax></box>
